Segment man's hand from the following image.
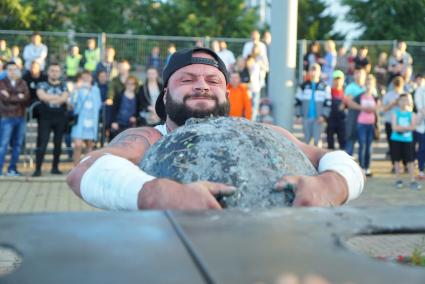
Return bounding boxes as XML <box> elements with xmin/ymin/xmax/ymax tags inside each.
<box><xmin>317</xmin><ymin>116</ymin><xmax>325</xmax><ymax>124</ymax></box>
<box><xmin>274</xmin><ymin>171</ymin><xmax>348</xmax><ymax>207</ymax></box>
<box><xmin>139</xmin><ymin>178</ymin><xmax>236</xmax><ymax>210</ymax></box>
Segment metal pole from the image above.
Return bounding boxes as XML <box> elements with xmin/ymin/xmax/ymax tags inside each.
<box><xmin>269</xmin><ymin>0</ymin><xmax>298</xmax><ymax>130</ymax></box>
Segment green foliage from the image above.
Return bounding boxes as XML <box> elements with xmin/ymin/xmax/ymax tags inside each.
<box><xmin>298</xmin><ymin>0</ymin><xmax>343</xmax><ymax>40</ymax></box>
<box><xmin>0</xmin><ymin>0</ymin><xmax>33</xmax><ymax>29</ymax></box>
<box><xmin>343</xmin><ymin>0</ymin><xmax>425</xmax><ymax>40</ymax></box>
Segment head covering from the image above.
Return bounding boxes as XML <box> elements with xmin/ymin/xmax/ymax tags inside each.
<box><xmin>155</xmin><ymin>47</ymin><xmax>229</xmax><ymax>120</ymax></box>
<box><xmin>333</xmin><ymin>69</ymin><xmax>345</xmax><ymax>79</ymax></box>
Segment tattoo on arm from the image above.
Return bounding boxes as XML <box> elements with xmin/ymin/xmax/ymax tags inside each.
<box><xmin>107</xmin><ymin>128</ymin><xmax>153</xmax><ymax>149</ymax></box>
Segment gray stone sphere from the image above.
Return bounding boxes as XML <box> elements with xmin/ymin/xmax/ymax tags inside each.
<box><xmin>139</xmin><ymin>117</ymin><xmax>317</xmax><ymax>208</ymax></box>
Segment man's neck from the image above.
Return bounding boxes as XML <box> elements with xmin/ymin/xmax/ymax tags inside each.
<box><xmin>165</xmin><ymin>118</ymin><xmax>179</xmax><ymax>133</ymax></box>
<box><xmin>48</xmin><ymin>78</ymin><xmax>60</xmax><ymax>85</ymax></box>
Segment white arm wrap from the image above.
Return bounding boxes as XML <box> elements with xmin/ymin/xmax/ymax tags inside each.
<box><xmin>318</xmin><ymin>150</ymin><xmax>364</xmax><ymax>203</ymax></box>
<box><xmin>80</xmin><ymin>154</ymin><xmax>155</xmax><ymax>210</ymax></box>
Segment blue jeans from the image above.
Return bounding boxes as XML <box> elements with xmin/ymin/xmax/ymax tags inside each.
<box><xmin>0</xmin><ymin>117</ymin><xmax>26</xmax><ymax>173</ymax></box>
<box><xmin>357</xmin><ymin>123</ymin><xmax>374</xmax><ymax>169</ymax></box>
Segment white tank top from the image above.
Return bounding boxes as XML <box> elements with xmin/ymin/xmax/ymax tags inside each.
<box><xmin>154</xmin><ymin>124</ymin><xmax>168</xmax><ymax>136</ymax></box>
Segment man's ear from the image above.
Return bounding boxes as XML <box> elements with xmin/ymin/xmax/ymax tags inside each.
<box><xmin>225</xmin><ymin>89</ymin><xmax>230</xmax><ymax>99</ymax></box>
<box><xmin>163</xmin><ymin>88</ymin><xmax>167</xmax><ymax>104</ymax></box>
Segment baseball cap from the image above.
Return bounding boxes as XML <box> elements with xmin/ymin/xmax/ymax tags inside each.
<box><xmin>333</xmin><ymin>70</ymin><xmax>345</xmax><ymax>79</ymax></box>
<box><xmin>155</xmin><ymin>47</ymin><xmax>229</xmax><ymax>121</ymax></box>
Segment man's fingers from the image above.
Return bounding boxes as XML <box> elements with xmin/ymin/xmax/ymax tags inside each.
<box><xmin>274</xmin><ymin>176</ymin><xmax>299</xmax><ymax>191</ymax></box>
<box><xmin>202</xmin><ymin>182</ymin><xmax>237</xmax><ymax>197</ymax></box>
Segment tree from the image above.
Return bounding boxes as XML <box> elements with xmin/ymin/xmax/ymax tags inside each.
<box><xmin>0</xmin><ymin>0</ymin><xmax>33</xmax><ymax>29</ymax></box>
<box><xmin>343</xmin><ymin>0</ymin><xmax>425</xmax><ymax>40</ymax></box>
<box><xmin>297</xmin><ymin>0</ymin><xmax>343</xmax><ymax>40</ymax></box>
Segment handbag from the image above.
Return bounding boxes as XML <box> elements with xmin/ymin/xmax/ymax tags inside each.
<box><xmin>69</xmin><ymin>89</ymin><xmax>90</xmax><ymax>127</ymax></box>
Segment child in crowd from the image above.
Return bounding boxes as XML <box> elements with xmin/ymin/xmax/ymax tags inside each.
<box><xmin>391</xmin><ymin>93</ymin><xmax>421</xmax><ymax>189</ymax></box>
<box><xmin>357</xmin><ymin>75</ymin><xmax>379</xmax><ymax>177</ymax></box>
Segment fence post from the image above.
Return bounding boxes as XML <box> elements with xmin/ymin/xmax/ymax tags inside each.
<box><xmin>98</xmin><ymin>32</ymin><xmax>106</xmax><ymax>61</ymax></box>
<box><xmin>298</xmin><ymin>39</ymin><xmax>307</xmax><ymax>83</ymax></box>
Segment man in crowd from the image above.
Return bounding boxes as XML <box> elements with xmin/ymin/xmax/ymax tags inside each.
<box><xmin>67</xmin><ymin>47</ymin><xmax>364</xmax><ymax>211</ymax></box>
<box><xmin>242</xmin><ymin>30</ymin><xmax>268</xmax><ymax>63</ymax></box>
<box><xmin>33</xmin><ymin>63</ymin><xmax>68</xmax><ymax>177</ymax></box>
<box><xmin>0</xmin><ymin>40</ymin><xmax>12</xmax><ymax>62</ymax></box>
<box><xmin>354</xmin><ymin>47</ymin><xmax>371</xmax><ymax>73</ymax></box>
<box><xmin>295</xmin><ymin>63</ymin><xmax>331</xmax><ymax>147</ymax></box>
<box><xmin>23</xmin><ymin>32</ymin><xmax>48</xmax><ymax>72</ymax></box>
<box><xmin>0</xmin><ymin>61</ymin><xmax>30</xmax><ymax>176</ymax></box>
<box><xmin>218</xmin><ymin>41</ymin><xmax>236</xmax><ymax>72</ymax></box>
<box><xmin>95</xmin><ymin>47</ymin><xmax>118</xmax><ymax>80</ymax></box>
<box><xmin>84</xmin><ymin>38</ymin><xmax>100</xmax><ymax>73</ymax></box>
<box><xmin>107</xmin><ymin>60</ymin><xmax>131</xmax><ymax>102</ymax></box>
<box><xmin>22</xmin><ymin>61</ymin><xmax>47</xmax><ymax>118</ymax></box>
<box><xmin>227</xmin><ymin>71</ymin><xmax>252</xmax><ymax>120</ymax></box>
<box><xmin>65</xmin><ymin>45</ymin><xmax>82</xmax><ymax>82</ymax></box>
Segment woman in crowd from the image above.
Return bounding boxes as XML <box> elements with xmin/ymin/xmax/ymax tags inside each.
<box><xmin>70</xmin><ymin>70</ymin><xmax>101</xmax><ymax>165</ymax></box>
<box><xmin>322</xmin><ymin>40</ymin><xmax>337</xmax><ymax>86</ymax></box>
<box><xmin>110</xmin><ymin>75</ymin><xmax>140</xmax><ymax>139</ymax></box>
<box><xmin>373</xmin><ymin>51</ymin><xmax>388</xmax><ymax>96</ymax></box>
<box><xmin>138</xmin><ymin>67</ymin><xmax>162</xmax><ymax>126</ymax></box>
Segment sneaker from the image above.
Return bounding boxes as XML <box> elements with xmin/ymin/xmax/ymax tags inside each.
<box><xmin>365</xmin><ymin>169</ymin><xmax>373</xmax><ymax>177</ymax></box>
<box><xmin>395</xmin><ymin>180</ymin><xmax>404</xmax><ymax>188</ymax></box>
<box><xmin>6</xmin><ymin>170</ymin><xmax>22</xmax><ymax>177</ymax></box>
<box><xmin>416</xmin><ymin>172</ymin><xmax>425</xmax><ymax>180</ymax></box>
<box><xmin>50</xmin><ymin>168</ymin><xmax>63</xmax><ymax>175</ymax></box>
<box><xmin>410</xmin><ymin>181</ymin><xmax>422</xmax><ymax>190</ymax></box>
<box><xmin>32</xmin><ymin>170</ymin><xmax>42</xmax><ymax>177</ymax></box>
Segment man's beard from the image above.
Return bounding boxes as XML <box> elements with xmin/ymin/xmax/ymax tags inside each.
<box><xmin>165</xmin><ymin>91</ymin><xmax>230</xmax><ymax>126</ymax></box>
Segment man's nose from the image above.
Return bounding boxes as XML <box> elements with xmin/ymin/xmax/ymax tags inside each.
<box><xmin>193</xmin><ymin>77</ymin><xmax>210</xmax><ymax>92</ymax></box>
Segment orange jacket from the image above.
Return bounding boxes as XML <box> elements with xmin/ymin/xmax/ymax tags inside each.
<box><xmin>227</xmin><ymin>83</ymin><xmax>252</xmax><ymax>120</ymax></box>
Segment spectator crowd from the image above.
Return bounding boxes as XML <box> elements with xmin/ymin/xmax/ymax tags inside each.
<box><xmin>299</xmin><ymin>39</ymin><xmax>425</xmax><ymax>189</ymax></box>
<box><xmin>0</xmin><ymin>31</ymin><xmax>270</xmax><ymax>177</ymax></box>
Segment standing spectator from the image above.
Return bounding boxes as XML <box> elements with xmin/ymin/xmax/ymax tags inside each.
<box><xmin>295</xmin><ymin>63</ymin><xmax>331</xmax><ymax>146</ymax></box>
<box><xmin>0</xmin><ymin>40</ymin><xmax>12</xmax><ymax>62</ymax></box>
<box><xmin>242</xmin><ymin>30</ymin><xmax>269</xmax><ymax>64</ymax></box>
<box><xmin>387</xmin><ymin>47</ymin><xmax>403</xmax><ymax>85</ymax></box>
<box><xmin>0</xmin><ymin>62</ymin><xmax>30</xmax><ymax>176</ymax></box>
<box><xmin>83</xmin><ymin>38</ymin><xmax>100</xmax><ymax>73</ymax></box>
<box><xmin>322</xmin><ymin>40</ymin><xmax>337</xmax><ymax>86</ymax></box>
<box><xmin>398</xmin><ymin>41</ymin><xmax>413</xmax><ymax>77</ymax></box>
<box><xmin>10</xmin><ymin>46</ymin><xmax>23</xmax><ymax>70</ymax></box>
<box><xmin>344</xmin><ymin>68</ymin><xmax>366</xmax><ymax>155</ymax></box>
<box><xmin>0</xmin><ymin>60</ymin><xmax>5</xmax><ymax>81</ymax></box>
<box><xmin>354</xmin><ymin>47</ymin><xmax>371</xmax><ymax>73</ymax></box>
<box><xmin>403</xmin><ymin>66</ymin><xmax>416</xmax><ymax>95</ymax></box>
<box><xmin>146</xmin><ymin>46</ymin><xmax>162</xmax><ymax>72</ymax></box>
<box><xmin>33</xmin><ymin>63</ymin><xmax>68</xmax><ymax>177</ymax></box>
<box><xmin>356</xmin><ymin>75</ymin><xmax>379</xmax><ymax>177</ymax></box>
<box><xmin>346</xmin><ymin>46</ymin><xmax>358</xmax><ymax>83</ymax></box>
<box><xmin>95</xmin><ymin>47</ymin><xmax>118</xmax><ymax>81</ymax></box>
<box><xmin>138</xmin><ymin>67</ymin><xmax>162</xmax><ymax>126</ymax></box>
<box><xmin>227</xmin><ymin>72</ymin><xmax>252</xmax><ymax>120</ymax></box>
<box><xmin>382</xmin><ymin>76</ymin><xmax>405</xmax><ymax>171</ymax></box>
<box><xmin>194</xmin><ymin>39</ymin><xmax>204</xmax><ymax>48</ymax></box>
<box><xmin>70</xmin><ymin>70</ymin><xmax>101</xmax><ymax>165</ymax></box>
<box><xmin>23</xmin><ymin>32</ymin><xmax>48</xmax><ymax>71</ymax></box>
<box><xmin>65</xmin><ymin>45</ymin><xmax>82</xmax><ymax>82</ymax></box>
<box><xmin>391</xmin><ymin>93</ymin><xmax>420</xmax><ymax>189</ymax></box>
<box><xmin>262</xmin><ymin>31</ymin><xmax>272</xmax><ymax>59</ymax></box>
<box><xmin>96</xmin><ymin>70</ymin><xmax>111</xmax><ymax>144</ymax></box>
<box><xmin>218</xmin><ymin>41</ymin><xmax>236</xmax><ymax>72</ymax></box>
<box><xmin>22</xmin><ymin>61</ymin><xmax>47</xmax><ymax>119</ymax></box>
<box><xmin>414</xmin><ymin>74</ymin><xmax>425</xmax><ymax>179</ymax></box>
<box><xmin>107</xmin><ymin>60</ymin><xmax>130</xmax><ymax>101</ymax></box>
<box><xmin>373</xmin><ymin>51</ymin><xmax>388</xmax><ymax>96</ymax></box>
<box><xmin>110</xmin><ymin>76</ymin><xmax>140</xmax><ymax>139</ymax></box>
<box><xmin>335</xmin><ymin>47</ymin><xmax>349</xmax><ymax>75</ymax></box>
<box><xmin>211</xmin><ymin>40</ymin><xmax>220</xmax><ymax>53</ymax></box>
<box><xmin>246</xmin><ymin>44</ymin><xmax>268</xmax><ymax>121</ymax></box>
<box><xmin>326</xmin><ymin>70</ymin><xmax>346</xmax><ymax>150</ymax></box>
<box><xmin>165</xmin><ymin>44</ymin><xmax>176</xmax><ymax>66</ymax></box>
<box><xmin>303</xmin><ymin>41</ymin><xmax>321</xmax><ymax>74</ymax></box>
<box><xmin>234</xmin><ymin>56</ymin><xmax>250</xmax><ymax>84</ymax></box>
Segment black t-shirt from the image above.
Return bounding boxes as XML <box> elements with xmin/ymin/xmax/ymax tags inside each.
<box><xmin>22</xmin><ymin>71</ymin><xmax>47</xmax><ymax>105</ymax></box>
<box><xmin>36</xmin><ymin>81</ymin><xmax>68</xmax><ymax>114</ymax></box>
<box><xmin>354</xmin><ymin>56</ymin><xmax>370</xmax><ymax>70</ymax></box>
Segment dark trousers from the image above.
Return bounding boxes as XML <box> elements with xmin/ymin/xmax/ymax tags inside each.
<box><xmin>326</xmin><ymin>120</ymin><xmax>346</xmax><ymax>150</ymax></box>
<box><xmin>35</xmin><ymin>114</ymin><xmax>66</xmax><ymax>171</ymax></box>
<box><xmin>385</xmin><ymin>122</ymin><xmax>407</xmax><ymax>166</ymax></box>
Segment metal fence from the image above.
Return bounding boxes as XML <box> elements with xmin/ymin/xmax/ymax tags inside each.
<box><xmin>2</xmin><ymin>30</ymin><xmax>425</xmax><ymax>82</ymax></box>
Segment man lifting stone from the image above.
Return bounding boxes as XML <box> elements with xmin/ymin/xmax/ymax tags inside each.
<box><xmin>66</xmin><ymin>47</ymin><xmax>364</xmax><ymax>210</ymax></box>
